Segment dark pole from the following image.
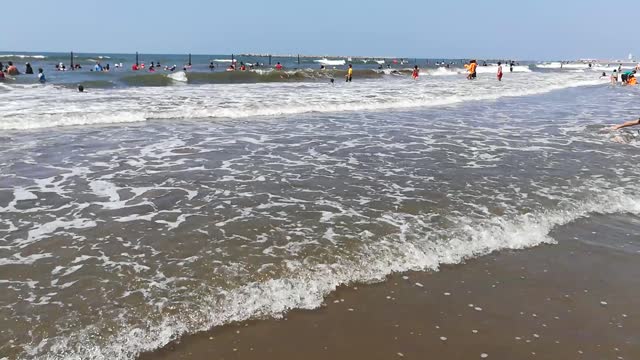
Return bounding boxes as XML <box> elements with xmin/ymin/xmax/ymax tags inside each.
<box><xmin>298</xmin><ymin>54</ymin><xmax>300</xmax><ymax>65</ymax></box>
<box><xmin>231</xmin><ymin>54</ymin><xmax>234</xmax><ymax>62</ymax></box>
<box><xmin>136</xmin><ymin>52</ymin><xmax>139</xmax><ymax>66</ymax></box>
<box><xmin>188</xmin><ymin>53</ymin><xmax>192</xmax><ymax>65</ymax></box>
<box><xmin>70</xmin><ymin>51</ymin><xmax>74</xmax><ymax>69</ymax></box>
<box><xmin>269</xmin><ymin>55</ymin><xmax>272</xmax><ymax>65</ymax></box>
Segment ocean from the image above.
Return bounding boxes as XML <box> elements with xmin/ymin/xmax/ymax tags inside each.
<box><xmin>1</xmin><ymin>52</ymin><xmax>639</xmax><ymax>360</ymax></box>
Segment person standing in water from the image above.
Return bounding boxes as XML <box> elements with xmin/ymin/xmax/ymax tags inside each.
<box><xmin>465</xmin><ymin>60</ymin><xmax>477</xmax><ymax>80</ymax></box>
<box><xmin>412</xmin><ymin>65</ymin><xmax>419</xmax><ymax>80</ymax></box>
<box><xmin>25</xmin><ymin>63</ymin><xmax>34</xmax><ymax>74</ymax></box>
<box><xmin>6</xmin><ymin>61</ymin><xmax>19</xmax><ymax>75</ymax></box>
<box><xmin>497</xmin><ymin>62</ymin><xmax>503</xmax><ymax>81</ymax></box>
<box><xmin>37</xmin><ymin>68</ymin><xmax>46</xmax><ymax>83</ymax></box>
<box><xmin>346</xmin><ymin>64</ymin><xmax>353</xmax><ymax>82</ymax></box>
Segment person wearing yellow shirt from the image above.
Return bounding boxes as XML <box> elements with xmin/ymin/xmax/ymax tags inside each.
<box><xmin>346</xmin><ymin>64</ymin><xmax>353</xmax><ymax>82</ymax></box>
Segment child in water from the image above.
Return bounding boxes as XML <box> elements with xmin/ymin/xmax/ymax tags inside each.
<box><xmin>346</xmin><ymin>64</ymin><xmax>353</xmax><ymax>82</ymax></box>
<box><xmin>37</xmin><ymin>68</ymin><xmax>46</xmax><ymax>83</ymax></box>
<box><xmin>497</xmin><ymin>62</ymin><xmax>503</xmax><ymax>81</ymax></box>
<box><xmin>412</xmin><ymin>65</ymin><xmax>419</xmax><ymax>80</ymax></box>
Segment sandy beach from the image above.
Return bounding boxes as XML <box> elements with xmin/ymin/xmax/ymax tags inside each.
<box><xmin>141</xmin><ymin>213</ymin><xmax>640</xmax><ymax>360</ymax></box>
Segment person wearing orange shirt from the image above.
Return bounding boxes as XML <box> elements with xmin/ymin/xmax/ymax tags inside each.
<box><xmin>465</xmin><ymin>60</ymin><xmax>477</xmax><ymax>80</ymax></box>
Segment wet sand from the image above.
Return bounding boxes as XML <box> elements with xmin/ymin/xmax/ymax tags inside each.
<box><xmin>140</xmin><ymin>214</ymin><xmax>640</xmax><ymax>360</ymax></box>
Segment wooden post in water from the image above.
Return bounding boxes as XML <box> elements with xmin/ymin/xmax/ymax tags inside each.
<box><xmin>136</xmin><ymin>52</ymin><xmax>139</xmax><ymax>66</ymax></box>
<box><xmin>269</xmin><ymin>55</ymin><xmax>272</xmax><ymax>65</ymax></box>
<box><xmin>70</xmin><ymin>52</ymin><xmax>74</xmax><ymax>70</ymax></box>
<box><xmin>298</xmin><ymin>54</ymin><xmax>300</xmax><ymax>65</ymax></box>
<box><xmin>188</xmin><ymin>53</ymin><xmax>192</xmax><ymax>66</ymax></box>
<box><xmin>231</xmin><ymin>54</ymin><xmax>234</xmax><ymax>62</ymax></box>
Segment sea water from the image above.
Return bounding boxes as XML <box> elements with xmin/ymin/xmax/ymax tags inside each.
<box><xmin>1</xmin><ymin>54</ymin><xmax>639</xmax><ymax>359</ymax></box>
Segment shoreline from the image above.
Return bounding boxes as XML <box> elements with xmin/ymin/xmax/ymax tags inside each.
<box><xmin>139</xmin><ymin>213</ymin><xmax>640</xmax><ymax>360</ymax></box>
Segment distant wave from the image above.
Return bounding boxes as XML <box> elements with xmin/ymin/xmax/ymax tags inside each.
<box><xmin>0</xmin><ymin>54</ymin><xmax>47</xmax><ymax>59</ymax></box>
<box><xmin>314</xmin><ymin>59</ymin><xmax>346</xmax><ymax>66</ymax></box>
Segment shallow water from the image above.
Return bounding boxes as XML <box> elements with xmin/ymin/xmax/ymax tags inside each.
<box><xmin>1</xmin><ymin>75</ymin><xmax>640</xmax><ymax>359</ymax></box>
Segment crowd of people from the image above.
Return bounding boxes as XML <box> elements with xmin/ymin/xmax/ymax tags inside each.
<box><xmin>609</xmin><ymin>64</ymin><xmax>638</xmax><ymax>85</ymax></box>
<box><xmin>0</xmin><ymin>61</ymin><xmax>47</xmax><ymax>83</ymax></box>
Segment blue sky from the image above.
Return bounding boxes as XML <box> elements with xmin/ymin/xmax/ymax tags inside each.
<box><xmin>4</xmin><ymin>0</ymin><xmax>638</xmax><ymax>60</ymax></box>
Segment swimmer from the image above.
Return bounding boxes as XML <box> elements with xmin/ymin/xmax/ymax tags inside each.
<box><xmin>611</xmin><ymin>70</ymin><xmax>618</xmax><ymax>84</ymax></box>
<box><xmin>275</xmin><ymin>62</ymin><xmax>283</xmax><ymax>70</ymax></box>
<box><xmin>25</xmin><ymin>62</ymin><xmax>34</xmax><ymax>74</ymax></box>
<box><xmin>330</xmin><ymin>78</ymin><xmax>335</xmax><ymax>85</ymax></box>
<box><xmin>497</xmin><ymin>62</ymin><xmax>503</xmax><ymax>81</ymax></box>
<box><xmin>628</xmin><ymin>75</ymin><xmax>637</xmax><ymax>85</ymax></box>
<box><xmin>78</xmin><ymin>85</ymin><xmax>84</xmax><ymax>92</ymax></box>
<box><xmin>6</xmin><ymin>61</ymin><xmax>19</xmax><ymax>75</ymax></box>
<box><xmin>346</xmin><ymin>64</ymin><xmax>353</xmax><ymax>82</ymax></box>
<box><xmin>37</xmin><ymin>68</ymin><xmax>46</xmax><ymax>83</ymax></box>
<box><xmin>412</xmin><ymin>65</ymin><xmax>419</xmax><ymax>80</ymax></box>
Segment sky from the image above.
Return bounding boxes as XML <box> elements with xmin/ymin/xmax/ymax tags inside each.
<box><xmin>4</xmin><ymin>0</ymin><xmax>638</xmax><ymax>60</ymax></box>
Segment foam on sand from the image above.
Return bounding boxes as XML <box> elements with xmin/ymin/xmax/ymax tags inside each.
<box><xmin>30</xmin><ymin>190</ymin><xmax>640</xmax><ymax>360</ymax></box>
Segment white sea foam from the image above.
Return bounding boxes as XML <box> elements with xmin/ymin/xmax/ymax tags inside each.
<box><xmin>167</xmin><ymin>71</ymin><xmax>188</xmax><ymax>82</ymax></box>
<box><xmin>30</xmin><ymin>190</ymin><xmax>640</xmax><ymax>360</ymax></box>
<box><xmin>0</xmin><ymin>72</ymin><xmax>607</xmax><ymax>131</ymax></box>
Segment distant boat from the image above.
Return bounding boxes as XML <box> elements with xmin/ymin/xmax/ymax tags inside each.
<box><xmin>314</xmin><ymin>58</ymin><xmax>346</xmax><ymax>66</ymax></box>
